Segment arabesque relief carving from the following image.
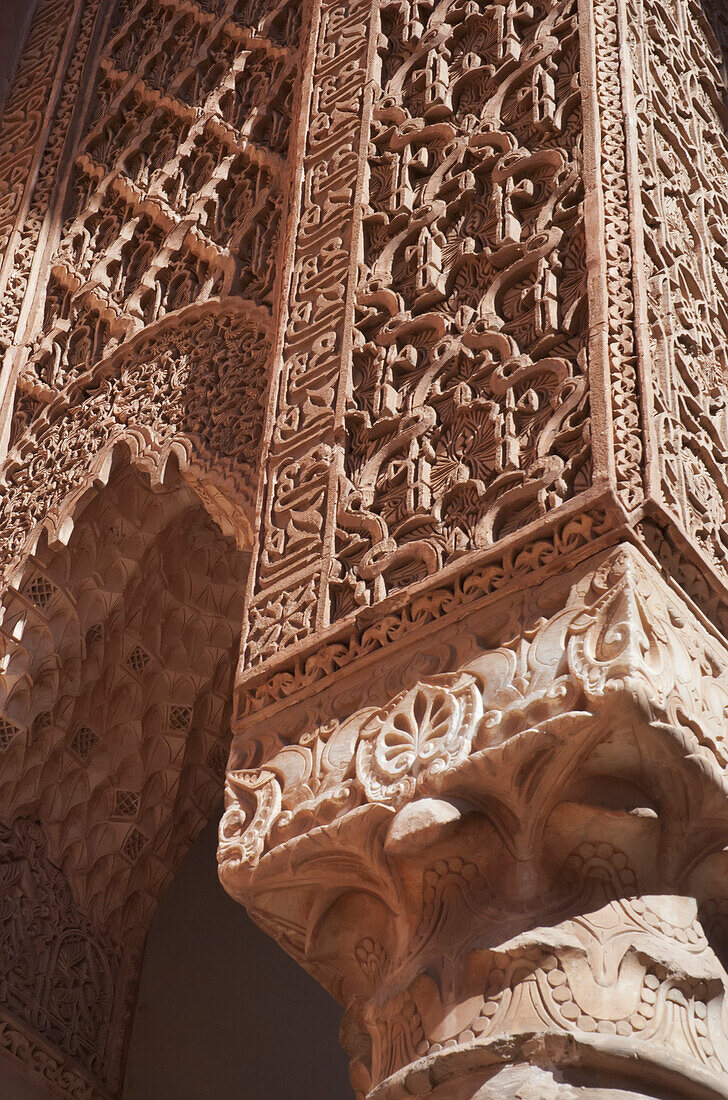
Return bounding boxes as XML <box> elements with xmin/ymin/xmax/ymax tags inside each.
<box><xmin>629</xmin><ymin>0</ymin><xmax>728</xmax><ymax>574</ymax></box>
<box><xmin>0</xmin><ymin>461</ymin><xmax>248</xmax><ymax>1092</ymax></box>
<box><xmin>1</xmin><ymin>0</ymin><xmax>301</xmax><ymax>540</ymax></box>
<box><xmin>2</xmin><ymin>0</ymin><xmax>728</xmax><ymax>1095</ymax></box>
<box><xmin>221</xmin><ymin>546</ymin><xmax>728</xmax><ymax>1097</ymax></box>
<box><xmin>337</xmin><ymin>0</ymin><xmax>590</xmax><ymax>612</ymax></box>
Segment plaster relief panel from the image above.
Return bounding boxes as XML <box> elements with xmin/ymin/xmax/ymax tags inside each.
<box><xmin>629</xmin><ymin>0</ymin><xmax>728</xmax><ymax>576</ymax></box>
<box><xmin>336</xmin><ymin>0</ymin><xmax>590</xmax><ymax>614</ymax></box>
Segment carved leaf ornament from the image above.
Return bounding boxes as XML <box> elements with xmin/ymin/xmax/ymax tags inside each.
<box><xmin>356</xmin><ymin>676</ymin><xmax>482</xmax><ymax>806</ymax></box>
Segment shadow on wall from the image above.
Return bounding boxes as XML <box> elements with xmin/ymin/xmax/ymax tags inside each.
<box><xmin>0</xmin><ymin>0</ymin><xmax>39</xmax><ymax>116</ymax></box>
<box><xmin>122</xmin><ymin>817</ymin><xmax>352</xmax><ymax>1100</ymax></box>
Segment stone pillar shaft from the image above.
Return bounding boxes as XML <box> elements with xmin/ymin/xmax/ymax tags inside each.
<box><xmin>220</xmin><ymin>0</ymin><xmax>728</xmax><ymax>1094</ymax></box>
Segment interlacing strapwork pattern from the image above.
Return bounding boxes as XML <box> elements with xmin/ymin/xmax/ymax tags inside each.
<box><xmin>629</xmin><ymin>0</ymin><xmax>728</xmax><ymax>570</ymax></box>
<box><xmin>245</xmin><ymin>0</ymin><xmax>591</xmax><ymax>663</ymax></box>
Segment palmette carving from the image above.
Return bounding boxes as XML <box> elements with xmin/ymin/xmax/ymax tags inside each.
<box><xmin>221</xmin><ymin>546</ymin><xmax>728</xmax><ymax>1097</ymax></box>
<box><xmin>356</xmin><ymin>676</ymin><xmax>482</xmax><ymax>806</ymax></box>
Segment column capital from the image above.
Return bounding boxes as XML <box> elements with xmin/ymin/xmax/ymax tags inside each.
<box><xmin>220</xmin><ymin>544</ymin><xmax>728</xmax><ymax>1097</ymax></box>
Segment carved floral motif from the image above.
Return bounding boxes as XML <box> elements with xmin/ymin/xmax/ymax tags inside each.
<box><xmin>221</xmin><ymin>546</ymin><xmax>728</xmax><ymax>1097</ymax></box>
<box><xmin>222</xmin><ymin>547</ymin><xmax>728</xmax><ymax>874</ymax></box>
<box><xmin>356</xmin><ymin>676</ymin><xmax>482</xmax><ymax>806</ymax></box>
<box><xmin>630</xmin><ymin>0</ymin><xmax>728</xmax><ymax>570</ymax></box>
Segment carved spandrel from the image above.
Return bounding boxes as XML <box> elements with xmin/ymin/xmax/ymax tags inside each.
<box><xmin>5</xmin><ymin>0</ymin><xmax>301</xmax><ymax>455</ymax></box>
<box><xmin>0</xmin><ymin>306</ymin><xmax>271</xmax><ymax>583</ymax></box>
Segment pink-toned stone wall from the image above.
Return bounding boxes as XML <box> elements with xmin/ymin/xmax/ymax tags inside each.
<box><xmin>1</xmin><ymin>0</ymin><xmax>728</xmax><ymax>1096</ymax></box>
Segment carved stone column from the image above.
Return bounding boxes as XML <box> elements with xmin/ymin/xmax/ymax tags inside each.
<box><xmin>4</xmin><ymin>0</ymin><xmax>728</xmax><ymax>1091</ymax></box>
<box><xmin>219</xmin><ymin>0</ymin><xmax>728</xmax><ymax>1093</ymax></box>
<box><xmin>221</xmin><ymin>546</ymin><xmax>728</xmax><ymax>1097</ymax></box>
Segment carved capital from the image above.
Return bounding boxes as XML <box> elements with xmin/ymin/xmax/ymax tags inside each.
<box><xmin>221</xmin><ymin>545</ymin><xmax>728</xmax><ymax>1097</ymax></box>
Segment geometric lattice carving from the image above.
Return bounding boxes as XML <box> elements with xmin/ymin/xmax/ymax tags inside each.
<box><xmin>85</xmin><ymin>622</ymin><xmax>104</xmax><ymax>648</ymax></box>
<box><xmin>23</xmin><ymin>572</ymin><xmax>56</xmax><ymax>609</ymax></box>
<box><xmin>70</xmin><ymin>724</ymin><xmax>99</xmax><ymax>761</ymax></box>
<box><xmin>122</xmin><ymin>827</ymin><xmax>148</xmax><ymax>862</ymax></box>
<box><xmin>126</xmin><ymin>644</ymin><xmax>151</xmax><ymax>675</ymax></box>
<box><xmin>112</xmin><ymin>790</ymin><xmax>140</xmax><ymax>819</ymax></box>
<box><xmin>168</xmin><ymin>704</ymin><xmax>192</xmax><ymax>732</ymax></box>
<box><xmin>0</xmin><ymin>716</ymin><xmax>24</xmax><ymax>750</ymax></box>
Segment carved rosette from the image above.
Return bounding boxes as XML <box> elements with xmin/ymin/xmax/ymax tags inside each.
<box><xmin>221</xmin><ymin>546</ymin><xmax>728</xmax><ymax>1098</ymax></box>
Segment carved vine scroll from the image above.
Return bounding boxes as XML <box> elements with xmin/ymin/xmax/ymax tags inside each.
<box><xmin>243</xmin><ymin>0</ymin><xmax>604</xmax><ymax>670</ymax></box>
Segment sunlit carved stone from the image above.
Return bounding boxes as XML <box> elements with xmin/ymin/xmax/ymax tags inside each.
<box><xmin>221</xmin><ymin>547</ymin><xmax>728</xmax><ymax>1097</ymax></box>
<box><xmin>1</xmin><ymin>0</ymin><xmax>728</xmax><ymax>1093</ymax></box>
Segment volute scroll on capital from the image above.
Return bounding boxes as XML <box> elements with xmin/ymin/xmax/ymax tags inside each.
<box><xmin>220</xmin><ymin>545</ymin><xmax>728</xmax><ymax>1097</ymax></box>
<box><xmin>220</xmin><ymin>545</ymin><xmax>728</xmax><ymax>883</ymax></box>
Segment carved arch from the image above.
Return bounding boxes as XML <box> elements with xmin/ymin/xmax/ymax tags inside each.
<box><xmin>0</xmin><ymin>0</ymin><xmax>305</xmax><ymax>1093</ymax></box>
<box><xmin>0</xmin><ymin>451</ymin><xmax>252</xmax><ymax>1094</ymax></box>
<box><xmin>0</xmin><ymin>297</ymin><xmax>271</xmax><ymax>589</ymax></box>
